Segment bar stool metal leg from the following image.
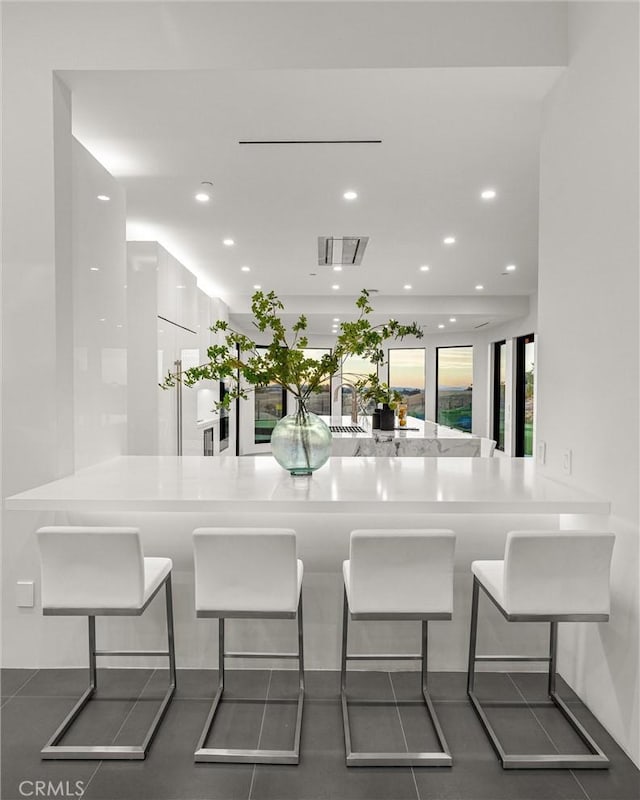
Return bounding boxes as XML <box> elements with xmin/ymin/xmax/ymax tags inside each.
<box><xmin>194</xmin><ymin>596</ymin><xmax>305</xmax><ymax>764</ymax></box>
<box><xmin>41</xmin><ymin>575</ymin><xmax>177</xmax><ymax>760</ymax></box>
<box><xmin>467</xmin><ymin>576</ymin><xmax>610</xmax><ymax>769</ymax></box>
<box><xmin>340</xmin><ymin>588</ymin><xmax>452</xmax><ymax>767</ymax></box>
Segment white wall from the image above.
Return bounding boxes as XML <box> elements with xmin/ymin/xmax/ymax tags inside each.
<box><xmin>72</xmin><ymin>139</ymin><xmax>127</xmax><ymax>469</ymax></box>
<box><xmin>537</xmin><ymin>2</ymin><xmax>639</xmax><ymax>764</ymax></box>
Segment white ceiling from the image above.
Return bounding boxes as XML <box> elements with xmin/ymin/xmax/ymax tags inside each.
<box><xmin>62</xmin><ymin>66</ymin><xmax>562</xmax><ymax>333</ymax></box>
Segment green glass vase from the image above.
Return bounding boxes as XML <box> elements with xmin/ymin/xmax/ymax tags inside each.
<box><xmin>271</xmin><ymin>398</ymin><xmax>332</xmax><ymax>476</ymax></box>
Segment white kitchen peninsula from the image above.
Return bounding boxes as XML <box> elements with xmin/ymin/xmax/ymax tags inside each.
<box><xmin>6</xmin><ymin>456</ymin><xmax>610</xmax><ymax>671</ymax></box>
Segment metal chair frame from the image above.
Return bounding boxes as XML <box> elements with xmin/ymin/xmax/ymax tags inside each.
<box><xmin>194</xmin><ymin>595</ymin><xmax>304</xmax><ymax>764</ymax></box>
<box><xmin>467</xmin><ymin>575</ymin><xmax>609</xmax><ymax>769</ymax></box>
<box><xmin>340</xmin><ymin>588</ymin><xmax>453</xmax><ymax>767</ymax></box>
<box><xmin>41</xmin><ymin>574</ymin><xmax>176</xmax><ymax>760</ymax></box>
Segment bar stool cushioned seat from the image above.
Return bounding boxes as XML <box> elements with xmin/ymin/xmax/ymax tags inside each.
<box><xmin>467</xmin><ymin>529</ymin><xmax>615</xmax><ymax>769</ymax></box>
<box><xmin>193</xmin><ymin>527</ymin><xmax>305</xmax><ymax>765</ymax></box>
<box><xmin>36</xmin><ymin>526</ymin><xmax>176</xmax><ymax>760</ymax></box>
<box><xmin>341</xmin><ymin>528</ymin><xmax>455</xmax><ymax>767</ymax></box>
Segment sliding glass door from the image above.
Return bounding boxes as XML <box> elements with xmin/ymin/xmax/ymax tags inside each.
<box><xmin>515</xmin><ymin>334</ymin><xmax>535</xmax><ymax>457</ymax></box>
<box><xmin>436</xmin><ymin>346</ymin><xmax>473</xmax><ymax>432</ymax></box>
<box><xmin>388</xmin><ymin>348</ymin><xmax>426</xmax><ymax>420</ymax></box>
<box><xmin>492</xmin><ymin>340</ymin><xmax>507</xmax><ymax>451</ymax></box>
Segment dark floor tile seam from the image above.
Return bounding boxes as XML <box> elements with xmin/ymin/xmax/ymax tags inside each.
<box><xmin>247</xmin><ymin>669</ymin><xmax>273</xmax><ymax>800</ymax></box>
<box><xmin>568</xmin><ymin>770</ymin><xmax>593</xmax><ymax>800</ymax></box>
<box><xmin>109</xmin><ymin>667</ymin><xmax>158</xmax><ymax>745</ymax></box>
<box><xmin>506</xmin><ymin>671</ymin><xmax>564</xmax><ymax>755</ymax></box>
<box><xmin>75</xmin><ymin>760</ymin><xmax>103</xmax><ymax>799</ymax></box>
<box><xmin>388</xmin><ymin>672</ymin><xmax>422</xmax><ymax>800</ymax></box>
<box><xmin>0</xmin><ymin>669</ymin><xmax>41</xmax><ymax>704</ymax></box>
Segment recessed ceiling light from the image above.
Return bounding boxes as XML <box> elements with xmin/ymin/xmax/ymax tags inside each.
<box><xmin>333</xmin><ymin>265</ymin><xmax>343</xmax><ymax>272</ymax></box>
<box><xmin>332</xmin><ymin>284</ymin><xmax>340</xmax><ymax>290</ymax></box>
<box><xmin>195</xmin><ymin>192</ymin><xmax>210</xmax><ymax>203</ymax></box>
<box><xmin>419</xmin><ymin>265</ymin><xmax>430</xmax><ymax>272</ymax></box>
<box><xmin>438</xmin><ymin>324</ymin><xmax>445</xmax><ymax>329</ymax></box>
<box><xmin>253</xmin><ymin>284</ymin><xmax>261</xmax><ymax>290</ymax></box>
<box><xmin>99</xmin><ymin>318</ymin><xmax>106</xmax><ymax>322</ymax></box>
<box><xmin>333</xmin><ymin>318</ymin><xmax>340</xmax><ymax>322</ymax></box>
<box><xmin>241</xmin><ymin>266</ymin><xmax>251</xmax><ymax>272</ymax></box>
<box><xmin>475</xmin><ymin>284</ymin><xmax>484</xmax><ymax>290</ymax></box>
<box><xmin>505</xmin><ymin>264</ymin><xmax>517</xmax><ymax>271</ymax></box>
<box><xmin>223</xmin><ymin>238</ymin><xmax>235</xmax><ymax>246</ymax></box>
<box><xmin>403</xmin><ymin>284</ymin><xmax>412</xmax><ymax>290</ymax></box>
<box><xmin>481</xmin><ymin>189</ymin><xmax>497</xmax><ymax>200</ymax></box>
<box><xmin>97</xmin><ymin>195</ymin><xmax>110</xmax><ymax>202</ymax></box>
<box><xmin>176</xmin><ymin>284</ymin><xmax>186</xmax><ymax>289</ymax></box>
<box><xmin>449</xmin><ymin>317</ymin><xmax>457</xmax><ymax>323</ymax></box>
<box><xmin>343</xmin><ymin>190</ymin><xmax>358</xmax><ymax>200</ymax></box>
<box><xmin>443</xmin><ymin>236</ymin><xmax>456</xmax><ymax>245</ymax></box>
<box><xmin>116</xmin><ymin>324</ymin><xmax>123</xmax><ymax>329</ymax></box>
<box><xmin>90</xmin><ymin>267</ymin><xmax>100</xmax><ymax>272</ymax></box>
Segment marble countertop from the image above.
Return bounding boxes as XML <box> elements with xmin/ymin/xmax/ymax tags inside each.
<box><xmin>325</xmin><ymin>415</ymin><xmax>475</xmax><ymax>439</ymax></box>
<box><xmin>5</xmin><ymin>455</ymin><xmax>610</xmax><ymax>515</ymax></box>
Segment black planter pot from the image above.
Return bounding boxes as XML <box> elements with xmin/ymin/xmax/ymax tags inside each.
<box><xmin>371</xmin><ymin>409</ymin><xmax>381</xmax><ymax>430</ymax></box>
<box><xmin>379</xmin><ymin>403</ymin><xmax>395</xmax><ymax>431</ymax></box>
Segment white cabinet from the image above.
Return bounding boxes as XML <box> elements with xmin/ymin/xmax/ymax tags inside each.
<box><xmin>157</xmin><ymin>247</ymin><xmax>198</xmax><ymax>331</ymax></box>
<box><xmin>127</xmin><ymin>242</ymin><xmax>233</xmax><ymax>456</ymax></box>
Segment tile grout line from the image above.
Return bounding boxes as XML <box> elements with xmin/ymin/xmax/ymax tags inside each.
<box><xmin>248</xmin><ymin>669</ymin><xmax>273</xmax><ymax>800</ymax></box>
<box><xmin>1</xmin><ymin>668</ymin><xmax>41</xmax><ymax>706</ymax></box>
<box><xmin>506</xmin><ymin>672</ymin><xmax>561</xmax><ymax>753</ymax></box>
<box><xmin>388</xmin><ymin>672</ymin><xmax>422</xmax><ymax>800</ymax></box>
<box><xmin>569</xmin><ymin>769</ymin><xmax>593</xmax><ymax>800</ymax></box>
<box><xmin>106</xmin><ymin>667</ymin><xmax>158</xmax><ymax>746</ymax></box>
<box><xmin>78</xmin><ymin>759</ymin><xmax>103</xmax><ymax>797</ymax></box>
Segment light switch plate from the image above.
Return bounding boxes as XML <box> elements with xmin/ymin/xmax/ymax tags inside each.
<box><xmin>17</xmin><ymin>581</ymin><xmax>34</xmax><ymax>608</ymax></box>
<box><xmin>536</xmin><ymin>441</ymin><xmax>546</xmax><ymax>465</ymax></box>
<box><xmin>562</xmin><ymin>449</ymin><xmax>572</xmax><ymax>475</ymax></box>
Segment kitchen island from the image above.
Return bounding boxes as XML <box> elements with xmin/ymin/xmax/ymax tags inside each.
<box><xmin>6</xmin><ymin>456</ymin><xmax>610</xmax><ymax>671</ymax></box>
<box><xmin>327</xmin><ymin>415</ymin><xmax>482</xmax><ymax>456</ymax></box>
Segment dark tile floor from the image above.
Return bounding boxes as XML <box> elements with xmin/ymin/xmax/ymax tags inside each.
<box><xmin>1</xmin><ymin>669</ymin><xmax>638</xmax><ymax>800</ymax></box>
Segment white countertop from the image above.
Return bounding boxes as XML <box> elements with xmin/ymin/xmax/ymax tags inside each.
<box><xmin>5</xmin><ymin>455</ymin><xmax>610</xmax><ymax>515</ymax></box>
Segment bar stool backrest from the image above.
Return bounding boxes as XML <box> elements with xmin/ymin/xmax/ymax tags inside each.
<box><xmin>348</xmin><ymin>529</ymin><xmax>455</xmax><ymax>615</ymax></box>
<box><xmin>503</xmin><ymin>530</ymin><xmax>615</xmax><ymax>616</ymax></box>
<box><xmin>193</xmin><ymin>528</ymin><xmax>299</xmax><ymax>613</ymax></box>
<box><xmin>37</xmin><ymin>526</ymin><xmax>145</xmax><ymax>610</ymax></box>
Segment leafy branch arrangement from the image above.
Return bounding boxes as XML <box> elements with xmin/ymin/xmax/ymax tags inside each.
<box><xmin>160</xmin><ymin>288</ymin><xmax>423</xmax><ymax>410</ymax></box>
<box><xmin>354</xmin><ymin>373</ymin><xmax>403</xmax><ymax>408</ymax></box>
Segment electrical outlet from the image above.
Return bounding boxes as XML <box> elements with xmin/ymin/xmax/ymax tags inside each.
<box><xmin>537</xmin><ymin>441</ymin><xmax>546</xmax><ymax>465</ymax></box>
<box><xmin>562</xmin><ymin>449</ymin><xmax>572</xmax><ymax>476</ymax></box>
<box><xmin>16</xmin><ymin>581</ymin><xmax>34</xmax><ymax>608</ymax></box>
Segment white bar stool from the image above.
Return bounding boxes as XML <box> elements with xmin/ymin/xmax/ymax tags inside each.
<box><xmin>341</xmin><ymin>528</ymin><xmax>456</xmax><ymax>767</ymax></box>
<box><xmin>36</xmin><ymin>526</ymin><xmax>176</xmax><ymax>760</ymax></box>
<box><xmin>468</xmin><ymin>529</ymin><xmax>615</xmax><ymax>769</ymax></box>
<box><xmin>193</xmin><ymin>527</ymin><xmax>304</xmax><ymax>764</ymax></box>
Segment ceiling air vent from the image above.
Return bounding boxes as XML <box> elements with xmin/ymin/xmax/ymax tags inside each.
<box><xmin>474</xmin><ymin>321</ymin><xmax>490</xmax><ymax>329</ymax></box>
<box><xmin>318</xmin><ymin>236</ymin><xmax>369</xmax><ymax>267</ymax></box>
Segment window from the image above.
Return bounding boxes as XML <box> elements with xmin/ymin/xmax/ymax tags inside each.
<box><xmin>492</xmin><ymin>341</ymin><xmax>507</xmax><ymax>451</ymax></box>
<box><xmin>341</xmin><ymin>354</ymin><xmax>376</xmax><ymax>415</ymax></box>
<box><xmin>515</xmin><ymin>334</ymin><xmax>535</xmax><ymax>457</ymax></box>
<box><xmin>388</xmin><ymin>348</ymin><xmax>426</xmax><ymax>420</ymax></box>
<box><xmin>436</xmin><ymin>346</ymin><xmax>473</xmax><ymax>432</ymax></box>
<box><xmin>301</xmin><ymin>348</ymin><xmax>332</xmax><ymax>416</ymax></box>
<box><xmin>254</xmin><ymin>347</ymin><xmax>287</xmax><ymax>444</ymax></box>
